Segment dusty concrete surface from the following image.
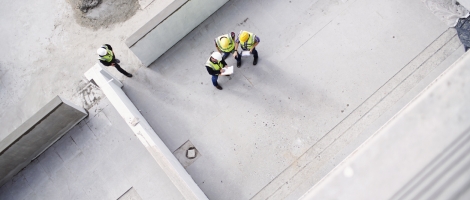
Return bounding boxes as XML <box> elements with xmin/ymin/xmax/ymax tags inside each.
<box><xmin>0</xmin><ymin>0</ymin><xmax>173</xmax><ymax>139</ymax></box>
<box><xmin>68</xmin><ymin>0</ymin><xmax>139</xmax><ymax>30</ymax></box>
<box><xmin>0</xmin><ymin>98</ymin><xmax>185</xmax><ymax>200</ymax></box>
<box><xmin>0</xmin><ymin>0</ymin><xmax>466</xmax><ymax>199</ymax></box>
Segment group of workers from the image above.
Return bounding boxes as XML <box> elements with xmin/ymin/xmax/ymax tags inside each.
<box><xmin>95</xmin><ymin>30</ymin><xmax>260</xmax><ymax>91</ymax></box>
<box><xmin>206</xmin><ymin>30</ymin><xmax>260</xmax><ymax>90</ymax></box>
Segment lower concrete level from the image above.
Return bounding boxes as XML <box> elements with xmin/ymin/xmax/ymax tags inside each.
<box><xmin>0</xmin><ymin>0</ymin><xmax>466</xmax><ymax>199</ymax></box>
<box><xmin>0</xmin><ymin>98</ymin><xmax>184</xmax><ymax>200</ymax></box>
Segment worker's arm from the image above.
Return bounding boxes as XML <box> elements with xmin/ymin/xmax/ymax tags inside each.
<box><xmin>249</xmin><ymin>36</ymin><xmax>260</xmax><ymax>53</ymax></box>
<box><xmin>99</xmin><ymin>59</ymin><xmax>112</xmax><ymax>66</ymax></box>
<box><xmin>221</xmin><ymin>60</ymin><xmax>228</xmax><ymax>68</ymax></box>
<box><xmin>206</xmin><ymin>66</ymin><xmax>220</xmax><ymax>75</ymax></box>
<box><xmin>215</xmin><ymin>41</ymin><xmax>222</xmax><ymax>53</ymax></box>
<box><xmin>250</xmin><ymin>42</ymin><xmax>259</xmax><ymax>53</ymax></box>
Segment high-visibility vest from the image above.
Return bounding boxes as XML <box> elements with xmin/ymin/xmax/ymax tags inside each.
<box><xmin>239</xmin><ymin>31</ymin><xmax>256</xmax><ymax>50</ymax></box>
<box><xmin>98</xmin><ymin>46</ymin><xmax>113</xmax><ymax>62</ymax></box>
<box><xmin>205</xmin><ymin>58</ymin><xmax>223</xmax><ymax>71</ymax></box>
<box><xmin>215</xmin><ymin>34</ymin><xmax>235</xmax><ymax>52</ymax></box>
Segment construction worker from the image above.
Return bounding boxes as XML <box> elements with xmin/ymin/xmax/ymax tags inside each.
<box><xmin>205</xmin><ymin>52</ymin><xmax>227</xmax><ymax>90</ymax></box>
<box><xmin>234</xmin><ymin>30</ymin><xmax>260</xmax><ymax>67</ymax></box>
<box><xmin>97</xmin><ymin>44</ymin><xmax>133</xmax><ymax>77</ymax></box>
<box><xmin>215</xmin><ymin>32</ymin><xmax>241</xmax><ymax>65</ymax></box>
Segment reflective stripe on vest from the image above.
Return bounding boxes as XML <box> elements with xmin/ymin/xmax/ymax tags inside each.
<box><xmin>239</xmin><ymin>31</ymin><xmax>256</xmax><ymax>50</ymax></box>
<box><xmin>215</xmin><ymin>34</ymin><xmax>235</xmax><ymax>52</ymax></box>
<box><xmin>99</xmin><ymin>46</ymin><xmax>114</xmax><ymax>62</ymax></box>
<box><xmin>206</xmin><ymin>58</ymin><xmax>223</xmax><ymax>71</ymax></box>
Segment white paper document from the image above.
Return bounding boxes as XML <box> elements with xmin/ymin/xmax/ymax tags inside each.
<box><xmin>221</xmin><ymin>66</ymin><xmax>234</xmax><ymax>76</ymax></box>
<box><xmin>241</xmin><ymin>51</ymin><xmax>251</xmax><ymax>56</ymax></box>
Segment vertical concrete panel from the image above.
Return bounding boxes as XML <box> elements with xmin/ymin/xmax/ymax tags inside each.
<box><xmin>0</xmin><ymin>96</ymin><xmax>87</xmax><ymax>187</ymax></box>
<box><xmin>127</xmin><ymin>0</ymin><xmax>229</xmax><ymax>67</ymax></box>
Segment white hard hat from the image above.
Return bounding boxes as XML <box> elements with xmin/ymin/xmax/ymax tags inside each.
<box><xmin>211</xmin><ymin>52</ymin><xmax>222</xmax><ymax>61</ymax></box>
<box><xmin>97</xmin><ymin>47</ymin><xmax>107</xmax><ymax>56</ymax></box>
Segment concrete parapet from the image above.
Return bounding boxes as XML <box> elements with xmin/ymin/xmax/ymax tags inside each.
<box><xmin>0</xmin><ymin>96</ymin><xmax>87</xmax><ymax>187</ymax></box>
<box><xmin>126</xmin><ymin>0</ymin><xmax>229</xmax><ymax>67</ymax></box>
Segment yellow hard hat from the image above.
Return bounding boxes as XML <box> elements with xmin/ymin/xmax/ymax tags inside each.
<box><xmin>239</xmin><ymin>31</ymin><xmax>249</xmax><ymax>42</ymax></box>
<box><xmin>220</xmin><ymin>38</ymin><xmax>229</xmax><ymax>49</ymax></box>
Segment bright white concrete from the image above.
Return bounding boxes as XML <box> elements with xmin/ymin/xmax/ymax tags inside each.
<box><xmin>85</xmin><ymin>63</ymin><xmax>207</xmax><ymax>199</ymax></box>
<box><xmin>301</xmin><ymin>51</ymin><xmax>470</xmax><ymax>200</ymax></box>
<box><xmin>127</xmin><ymin>0</ymin><xmax>229</xmax><ymax>67</ymax></box>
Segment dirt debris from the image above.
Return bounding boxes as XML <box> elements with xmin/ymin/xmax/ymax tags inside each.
<box><xmin>67</xmin><ymin>0</ymin><xmax>139</xmax><ymax>30</ymax></box>
<box><xmin>78</xmin><ymin>0</ymin><xmax>102</xmax><ymax>13</ymax></box>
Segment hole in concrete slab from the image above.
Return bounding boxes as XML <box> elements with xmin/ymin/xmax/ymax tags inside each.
<box><xmin>186</xmin><ymin>147</ymin><xmax>196</xmax><ymax>159</ymax></box>
<box><xmin>173</xmin><ymin>140</ymin><xmax>201</xmax><ymax>168</ymax></box>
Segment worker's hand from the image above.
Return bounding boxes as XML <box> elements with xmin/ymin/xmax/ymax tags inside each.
<box><xmin>233</xmin><ymin>51</ymin><xmax>238</xmax><ymax>58</ymax></box>
<box><xmin>249</xmin><ymin>48</ymin><xmax>253</xmax><ymax>53</ymax></box>
<box><xmin>220</xmin><ymin>68</ymin><xmax>225</xmax><ymax>73</ymax></box>
<box><xmin>111</xmin><ymin>63</ymin><xmax>116</xmax><ymax>66</ymax></box>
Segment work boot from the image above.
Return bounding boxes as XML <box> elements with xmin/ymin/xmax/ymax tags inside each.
<box><xmin>215</xmin><ymin>85</ymin><xmax>223</xmax><ymax>90</ymax></box>
<box><xmin>253</xmin><ymin>57</ymin><xmax>258</xmax><ymax>65</ymax></box>
<box><xmin>237</xmin><ymin>61</ymin><xmax>241</xmax><ymax>68</ymax></box>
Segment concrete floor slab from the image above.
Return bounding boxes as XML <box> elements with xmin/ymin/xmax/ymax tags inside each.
<box><xmin>117</xmin><ymin>0</ymin><xmax>460</xmax><ymax>199</ymax></box>
<box><xmin>0</xmin><ymin>0</ymin><xmax>466</xmax><ymax>199</ymax></box>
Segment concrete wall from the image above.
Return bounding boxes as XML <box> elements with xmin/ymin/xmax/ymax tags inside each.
<box><xmin>0</xmin><ymin>96</ymin><xmax>87</xmax><ymax>187</ymax></box>
<box><xmin>126</xmin><ymin>0</ymin><xmax>229</xmax><ymax>67</ymax></box>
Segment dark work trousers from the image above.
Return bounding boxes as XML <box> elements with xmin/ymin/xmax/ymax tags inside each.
<box><xmin>211</xmin><ymin>75</ymin><xmax>219</xmax><ymax>86</ymax></box>
<box><xmin>456</xmin><ymin>16</ymin><xmax>470</xmax><ymax>51</ymax></box>
<box><xmin>114</xmin><ymin>63</ymin><xmax>132</xmax><ymax>76</ymax></box>
<box><xmin>222</xmin><ymin>51</ymin><xmax>242</xmax><ymax>64</ymax></box>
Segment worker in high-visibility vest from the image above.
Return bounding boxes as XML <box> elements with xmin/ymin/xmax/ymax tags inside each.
<box><xmin>205</xmin><ymin>52</ymin><xmax>227</xmax><ymax>90</ymax></box>
<box><xmin>214</xmin><ymin>32</ymin><xmax>241</xmax><ymax>65</ymax></box>
<box><xmin>234</xmin><ymin>30</ymin><xmax>260</xmax><ymax>67</ymax></box>
<box><xmin>97</xmin><ymin>44</ymin><xmax>133</xmax><ymax>77</ymax></box>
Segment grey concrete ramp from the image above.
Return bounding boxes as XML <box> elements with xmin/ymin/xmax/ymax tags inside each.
<box><xmin>0</xmin><ymin>96</ymin><xmax>87</xmax><ymax>187</ymax></box>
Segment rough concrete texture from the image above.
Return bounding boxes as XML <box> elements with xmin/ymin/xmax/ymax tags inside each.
<box><xmin>73</xmin><ymin>0</ymin><xmax>102</xmax><ymax>13</ymax></box>
<box><xmin>0</xmin><ymin>0</ymin><xmax>466</xmax><ymax>199</ymax></box>
<box><xmin>68</xmin><ymin>0</ymin><xmax>139</xmax><ymax>30</ymax></box>
<box><xmin>0</xmin><ymin>0</ymin><xmax>174</xmax><ymax>142</ymax></box>
<box><xmin>0</xmin><ymin>98</ymin><xmax>184</xmax><ymax>200</ymax></box>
